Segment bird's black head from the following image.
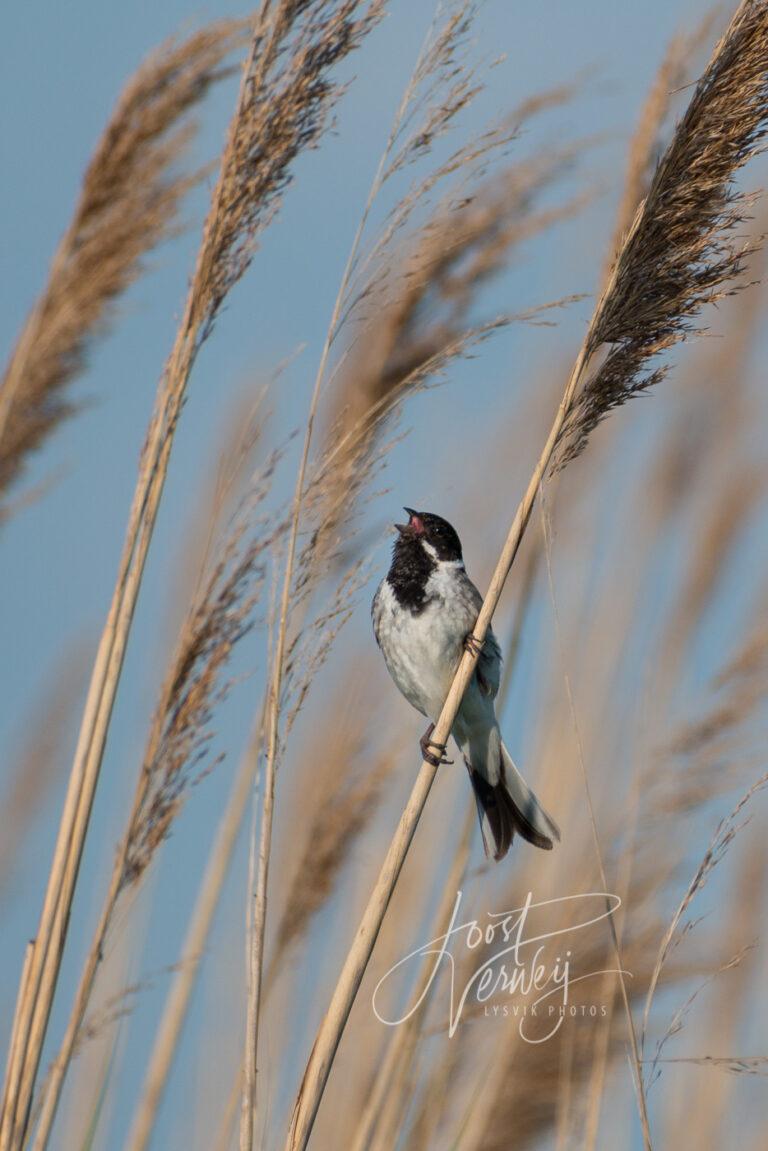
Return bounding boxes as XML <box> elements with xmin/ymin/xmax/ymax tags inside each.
<box><xmin>386</xmin><ymin>508</ymin><xmax>464</xmax><ymax>611</ymax></box>
<box><xmin>394</xmin><ymin>508</ymin><xmax>464</xmax><ymax>563</ymax></box>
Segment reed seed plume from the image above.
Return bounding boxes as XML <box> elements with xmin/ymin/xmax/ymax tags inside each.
<box><xmin>127</xmin><ymin>450</ymin><xmax>282</xmax><ymax>883</ymax></box>
<box><xmin>175</xmin><ymin>386</ymin><xmax>271</xmax><ymax>609</ymax></box>
<box><xmin>123</xmin><ymin>487</ymin><xmax>278</xmax><ymax>889</ymax></box>
<box><xmin>556</xmin><ymin>0</ymin><xmax>768</xmax><ymax>468</ymax></box>
<box><xmin>441</xmin><ymin>959</ymin><xmax>639</xmax><ymax>1151</ymax></box>
<box><xmin>605</xmin><ymin>10</ymin><xmax>717</xmax><ymax>273</ymax></box>
<box><xmin>278</xmin><ymin>481</ymin><xmax>373</xmax><ymax>739</ymax></box>
<box><xmin>315</xmin><ymin>94</ymin><xmax>585</xmax><ymax>571</ymax></box>
<box><xmin>192</xmin><ymin>0</ymin><xmax>386</xmax><ymax>342</ymax></box>
<box><xmin>648</xmin><ymin>943</ymin><xmax>756</xmax><ymax>1092</ymax></box>
<box><xmin>0</xmin><ymin>21</ymin><xmax>244</xmax><ymax>504</ymax></box>
<box><xmin>326</xmin><ymin>142</ymin><xmax>584</xmax><ymax>456</ymax></box>
<box><xmin>628</xmin><ymin>616</ymin><xmax>768</xmax><ymax>839</ymax></box>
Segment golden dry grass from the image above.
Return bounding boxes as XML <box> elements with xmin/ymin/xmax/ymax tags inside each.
<box><xmin>0</xmin><ymin>22</ymin><xmax>245</xmax><ymax>505</ymax></box>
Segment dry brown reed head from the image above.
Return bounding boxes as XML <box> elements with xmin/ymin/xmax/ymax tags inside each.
<box><xmin>0</xmin><ymin>21</ymin><xmax>245</xmax><ymax>502</ymax></box>
<box><xmin>605</xmin><ymin>10</ymin><xmax>718</xmax><ymax>272</ymax></box>
<box><xmin>328</xmin><ymin>146</ymin><xmax>583</xmax><ymax>443</ymax></box>
<box><xmin>190</xmin><ymin>0</ymin><xmax>386</xmax><ymax>343</ymax></box>
<box><xmin>556</xmin><ymin>0</ymin><xmax>768</xmax><ymax>468</ymax></box>
<box><xmin>313</xmin><ymin>109</ymin><xmax>586</xmax><ymax>575</ymax></box>
<box><xmin>672</xmin><ymin>624</ymin><xmax>768</xmax><ymax>760</ymax></box>
<box><xmin>122</xmin><ymin>454</ymin><xmax>284</xmax><ymax>889</ymax></box>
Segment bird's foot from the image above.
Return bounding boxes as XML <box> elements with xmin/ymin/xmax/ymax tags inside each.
<box><xmin>463</xmin><ymin>632</ymin><xmax>483</xmax><ymax>657</ymax></box>
<box><xmin>420</xmin><ymin>723</ymin><xmax>453</xmax><ymax>767</ymax></box>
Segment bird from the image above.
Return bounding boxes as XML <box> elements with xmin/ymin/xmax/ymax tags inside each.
<box><xmin>372</xmin><ymin>508</ymin><xmax>560</xmax><ymax>861</ymax></box>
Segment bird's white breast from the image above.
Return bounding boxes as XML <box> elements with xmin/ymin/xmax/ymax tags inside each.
<box><xmin>373</xmin><ymin>562</ymin><xmax>474</xmax><ymax>721</ymax></box>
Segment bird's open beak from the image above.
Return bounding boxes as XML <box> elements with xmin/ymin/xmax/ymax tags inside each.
<box><xmin>395</xmin><ymin>507</ymin><xmax>425</xmax><ymax>536</ymax></box>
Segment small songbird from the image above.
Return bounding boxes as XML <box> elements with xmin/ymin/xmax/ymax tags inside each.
<box><xmin>372</xmin><ymin>508</ymin><xmax>560</xmax><ymax>861</ymax></box>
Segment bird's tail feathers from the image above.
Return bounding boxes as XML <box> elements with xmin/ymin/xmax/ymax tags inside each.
<box><xmin>466</xmin><ymin>742</ymin><xmax>560</xmax><ymax>862</ymax></box>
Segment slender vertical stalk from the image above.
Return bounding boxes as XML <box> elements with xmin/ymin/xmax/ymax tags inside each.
<box><xmin>349</xmin><ymin>806</ymin><xmax>475</xmax><ymax>1151</ymax></box>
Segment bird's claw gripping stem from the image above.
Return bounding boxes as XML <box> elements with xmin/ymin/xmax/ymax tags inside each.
<box><xmin>420</xmin><ymin>723</ymin><xmax>453</xmax><ymax>767</ymax></box>
<box><xmin>464</xmin><ymin>632</ymin><xmax>483</xmax><ymax>657</ymax></box>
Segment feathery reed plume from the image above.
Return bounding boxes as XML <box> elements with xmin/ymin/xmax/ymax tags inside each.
<box><xmin>318</xmin><ymin>137</ymin><xmax>585</xmax><ymax>561</ymax></box>
<box><xmin>654</xmin><ymin>836</ymin><xmax>765</xmax><ymax>1147</ymax></box>
<box><xmin>441</xmin><ymin>936</ymin><xmax>674</xmax><ymax>1151</ymax></box>
<box><xmin>173</xmin><ymin>384</ymin><xmax>271</xmax><ymax>612</ymax></box>
<box><xmin>309</xmin><ymin>89</ymin><xmax>586</xmax><ymax>587</ymax></box>
<box><xmin>604</xmin><ymin>11</ymin><xmax>717</xmax><ymax>274</ymax></box>
<box><xmin>0</xmin><ymin>6</ymin><xmax>384</xmax><ymax>1147</ymax></box>
<box><xmin>556</xmin><ymin>0</ymin><xmax>768</xmax><ymax>469</ymax></box>
<box><xmin>28</xmin><ymin>454</ymin><xmax>281</xmax><ymax>1151</ymax></box>
<box><xmin>284</xmin><ymin>6</ymin><xmax>768</xmax><ymax>1148</ymax></box>
<box><xmin>122</xmin><ymin>508</ymin><xmax>277</xmax><ymax>890</ymax></box>
<box><xmin>328</xmin><ymin>127</ymin><xmax>582</xmax><ymax>437</ymax></box>
<box><xmin>0</xmin><ymin>22</ymin><xmax>244</xmax><ymax>503</ymax></box>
